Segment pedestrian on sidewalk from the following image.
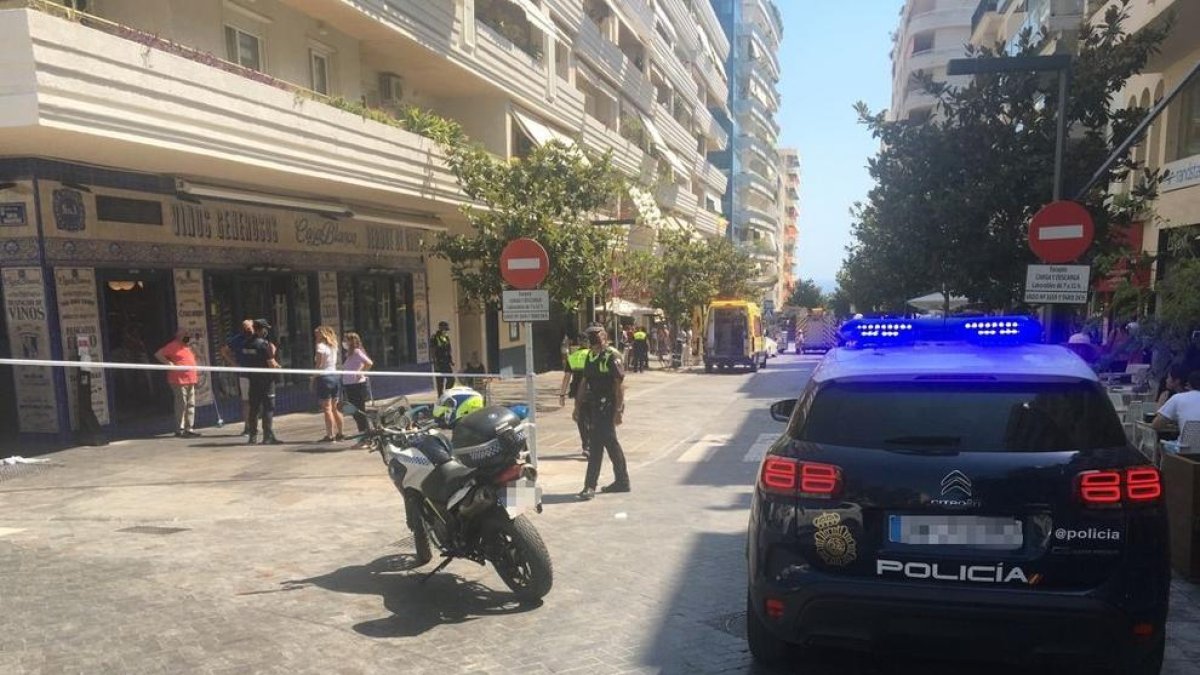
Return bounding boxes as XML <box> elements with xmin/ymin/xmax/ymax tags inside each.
<box><xmin>559</xmin><ymin>336</ymin><xmax>591</xmax><ymax>459</ymax></box>
<box><xmin>575</xmin><ymin>327</ymin><xmax>630</xmax><ymax>500</ymax></box>
<box><xmin>313</xmin><ymin>325</ymin><xmax>345</xmax><ymax>443</ymax></box>
<box><xmin>341</xmin><ymin>332</ymin><xmax>374</xmax><ymax>448</ymax></box>
<box><xmin>243</xmin><ymin>318</ymin><xmax>282</xmax><ymax>445</ymax></box>
<box><xmin>155</xmin><ymin>329</ymin><xmax>200</xmax><ymax>438</ymax></box>
<box><xmin>432</xmin><ymin>320</ymin><xmax>455</xmax><ymax>397</ymax></box>
<box><xmin>219</xmin><ymin>319</ymin><xmax>255</xmax><ymax>435</ymax></box>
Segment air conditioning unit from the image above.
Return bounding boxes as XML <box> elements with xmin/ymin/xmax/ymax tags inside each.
<box><xmin>378</xmin><ymin>73</ymin><xmax>404</xmax><ymax>106</ymax></box>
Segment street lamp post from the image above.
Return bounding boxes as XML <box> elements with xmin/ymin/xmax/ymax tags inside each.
<box><xmin>948</xmin><ymin>55</ymin><xmax>1074</xmax><ymax>341</ymax></box>
<box><xmin>947</xmin><ymin>54</ymin><xmax>1073</xmax><ymax>199</ymax></box>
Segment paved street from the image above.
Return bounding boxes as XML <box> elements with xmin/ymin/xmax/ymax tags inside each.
<box><xmin>2</xmin><ymin>354</ymin><xmax>1199</xmax><ymax>674</ymax></box>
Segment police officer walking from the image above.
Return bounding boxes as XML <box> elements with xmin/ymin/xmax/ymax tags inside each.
<box><xmin>432</xmin><ymin>320</ymin><xmax>455</xmax><ymax>397</ymax></box>
<box><xmin>243</xmin><ymin>318</ymin><xmax>282</xmax><ymax>445</ymax></box>
<box><xmin>575</xmin><ymin>328</ymin><xmax>630</xmax><ymax>500</ymax></box>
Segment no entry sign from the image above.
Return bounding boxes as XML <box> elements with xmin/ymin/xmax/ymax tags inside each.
<box><xmin>1028</xmin><ymin>200</ymin><xmax>1094</xmax><ymax>263</ymax></box>
<box><xmin>500</xmin><ymin>238</ymin><xmax>549</xmax><ymax>290</ymax></box>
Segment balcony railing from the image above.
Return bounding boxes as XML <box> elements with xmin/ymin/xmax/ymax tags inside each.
<box><xmin>972</xmin><ymin>0</ymin><xmax>999</xmax><ymax>34</ymax></box>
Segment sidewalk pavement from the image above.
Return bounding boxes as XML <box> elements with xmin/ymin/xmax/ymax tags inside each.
<box><xmin>0</xmin><ymin>360</ymin><xmax>701</xmax><ymax>497</ymax></box>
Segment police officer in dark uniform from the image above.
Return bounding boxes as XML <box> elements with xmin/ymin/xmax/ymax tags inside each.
<box><xmin>432</xmin><ymin>320</ymin><xmax>455</xmax><ymax>397</ymax></box>
<box><xmin>242</xmin><ymin>318</ymin><xmax>282</xmax><ymax>445</ymax></box>
<box><xmin>575</xmin><ymin>327</ymin><xmax>630</xmax><ymax>500</ymax></box>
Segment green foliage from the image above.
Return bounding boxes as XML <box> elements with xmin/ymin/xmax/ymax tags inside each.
<box><xmin>615</xmin><ymin>228</ymin><xmax>758</xmax><ymax>330</ymax></box>
<box><xmin>322</xmin><ymin>97</ymin><xmax>467</xmax><ymax>146</ymax></box>
<box><xmin>787</xmin><ymin>278</ymin><xmax>826</xmax><ymax>309</ymax></box>
<box><xmin>428</xmin><ymin>139</ymin><xmax>625</xmax><ymax>313</ymax></box>
<box><xmin>840</xmin><ymin>2</ymin><xmax>1169</xmax><ymax>312</ymax></box>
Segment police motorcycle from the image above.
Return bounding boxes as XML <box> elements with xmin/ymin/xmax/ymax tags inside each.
<box><xmin>341</xmin><ymin>387</ymin><xmax>551</xmax><ymax>601</ymax></box>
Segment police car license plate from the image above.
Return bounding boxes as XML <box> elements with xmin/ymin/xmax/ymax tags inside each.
<box><xmin>888</xmin><ymin>515</ymin><xmax>1024</xmax><ymax>549</ymax></box>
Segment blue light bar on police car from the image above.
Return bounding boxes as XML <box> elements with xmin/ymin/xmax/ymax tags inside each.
<box><xmin>841</xmin><ymin>319</ymin><xmax>918</xmax><ymax>347</ymax></box>
<box><xmin>959</xmin><ymin>317</ymin><xmax>1041</xmax><ymax>344</ymax></box>
<box><xmin>840</xmin><ymin>315</ymin><xmax>1042</xmax><ymax>348</ymax></box>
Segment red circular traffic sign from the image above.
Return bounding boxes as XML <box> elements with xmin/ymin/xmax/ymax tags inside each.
<box><xmin>1028</xmin><ymin>200</ymin><xmax>1095</xmax><ymax>263</ymax></box>
<box><xmin>500</xmin><ymin>238</ymin><xmax>549</xmax><ymax>289</ymax></box>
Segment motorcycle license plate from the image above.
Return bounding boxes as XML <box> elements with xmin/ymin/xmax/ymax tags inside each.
<box><xmin>502</xmin><ymin>478</ymin><xmax>541</xmax><ymax>510</ymax></box>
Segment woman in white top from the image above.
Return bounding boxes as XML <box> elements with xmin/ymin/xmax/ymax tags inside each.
<box><xmin>313</xmin><ymin>325</ymin><xmax>344</xmax><ymax>442</ymax></box>
<box><xmin>341</xmin><ymin>332</ymin><xmax>374</xmax><ymax>448</ymax></box>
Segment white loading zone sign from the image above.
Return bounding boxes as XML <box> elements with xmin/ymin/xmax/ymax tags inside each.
<box><xmin>1024</xmin><ymin>264</ymin><xmax>1091</xmax><ymax>304</ymax></box>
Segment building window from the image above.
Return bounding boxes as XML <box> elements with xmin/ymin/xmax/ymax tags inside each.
<box><xmin>1177</xmin><ymin>77</ymin><xmax>1200</xmax><ymax>160</ymax></box>
<box><xmin>310</xmin><ymin>49</ymin><xmax>330</xmax><ymax>95</ymax></box>
<box><xmin>224</xmin><ymin>25</ymin><xmax>263</xmax><ymax>71</ymax></box>
<box><xmin>912</xmin><ymin>31</ymin><xmax>935</xmax><ymax>55</ymax></box>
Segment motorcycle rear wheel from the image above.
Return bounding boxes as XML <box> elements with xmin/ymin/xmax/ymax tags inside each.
<box><xmin>484</xmin><ymin>512</ymin><xmax>553</xmax><ymax>601</ymax></box>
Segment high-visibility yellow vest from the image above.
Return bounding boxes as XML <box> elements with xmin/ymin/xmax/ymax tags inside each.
<box><xmin>567</xmin><ymin>348</ymin><xmax>589</xmax><ymax>371</ymax></box>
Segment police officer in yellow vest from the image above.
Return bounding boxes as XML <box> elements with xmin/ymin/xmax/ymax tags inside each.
<box><xmin>575</xmin><ymin>327</ymin><xmax>629</xmax><ymax>500</ymax></box>
<box><xmin>632</xmin><ymin>327</ymin><xmax>649</xmax><ymax>373</ymax></box>
<box><xmin>559</xmin><ymin>336</ymin><xmax>591</xmax><ymax>459</ymax></box>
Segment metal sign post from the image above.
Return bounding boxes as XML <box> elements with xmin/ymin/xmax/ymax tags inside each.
<box><xmin>523</xmin><ymin>321</ymin><xmax>537</xmax><ymax>468</ymax></box>
<box><xmin>499</xmin><ymin>239</ymin><xmax>550</xmax><ymax>470</ymax></box>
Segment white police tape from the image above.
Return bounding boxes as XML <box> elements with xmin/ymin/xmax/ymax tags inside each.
<box><xmin>0</xmin><ymin>357</ymin><xmax>500</xmax><ymax>381</ymax></box>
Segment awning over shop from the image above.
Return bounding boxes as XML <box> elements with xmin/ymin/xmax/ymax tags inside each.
<box><xmin>605</xmin><ymin>297</ymin><xmax>660</xmax><ymax>316</ymax></box>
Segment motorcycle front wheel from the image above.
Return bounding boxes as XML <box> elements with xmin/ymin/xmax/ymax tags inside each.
<box><xmin>483</xmin><ymin>512</ymin><xmax>553</xmax><ymax>601</ymax></box>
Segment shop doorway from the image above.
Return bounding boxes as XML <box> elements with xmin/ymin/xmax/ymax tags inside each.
<box><xmin>208</xmin><ymin>272</ymin><xmax>316</xmax><ymax>390</ymax></box>
<box><xmin>99</xmin><ymin>269</ymin><xmax>174</xmax><ymax>424</ymax></box>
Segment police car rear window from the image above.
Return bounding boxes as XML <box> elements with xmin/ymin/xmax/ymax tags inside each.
<box><xmin>793</xmin><ymin>381</ymin><xmax>1127</xmax><ymax>452</ymax></box>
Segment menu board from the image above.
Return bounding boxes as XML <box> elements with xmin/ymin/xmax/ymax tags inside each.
<box><xmin>2</xmin><ymin>267</ymin><xmax>58</xmax><ymax>433</ymax></box>
<box><xmin>174</xmin><ymin>269</ymin><xmax>213</xmax><ymax>406</ymax></box>
<box><xmin>318</xmin><ymin>271</ymin><xmax>340</xmax><ymax>328</ymax></box>
<box><xmin>54</xmin><ymin>267</ymin><xmax>110</xmax><ymax>427</ymax></box>
<box><xmin>413</xmin><ymin>271</ymin><xmax>430</xmax><ymax>364</ymax></box>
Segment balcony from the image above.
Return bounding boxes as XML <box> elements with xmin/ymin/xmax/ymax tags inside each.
<box><xmin>577</xmin><ymin>17</ymin><xmax>656</xmax><ymax>114</ymax></box>
<box><xmin>654</xmin><ymin>105</ymin><xmax>701</xmax><ymax>164</ymax></box>
<box><xmin>695</xmin><ymin>0</ymin><xmax>732</xmax><ymax>61</ymax></box>
<box><xmin>734</xmin><ymin>99</ymin><xmax>780</xmax><ymax>142</ymax></box>
<box><xmin>696</xmin><ymin>106</ymin><xmax>729</xmax><ymax>150</ymax></box>
<box><xmin>696</xmin><ymin>53</ymin><xmax>729</xmax><ymax>105</ymax></box>
<box><xmin>581</xmin><ymin>115</ymin><xmax>652</xmax><ymax>183</ymax></box>
<box><xmin>692</xmin><ymin>208</ymin><xmax>722</xmax><ymax>238</ymax></box>
<box><xmin>972</xmin><ymin>0</ymin><xmax>1000</xmax><ymax>35</ymax></box>
<box><xmin>738</xmin><ymin>22</ymin><xmax>781</xmax><ymax>82</ymax></box>
<box><xmin>738</xmin><ymin>206</ymin><xmax>778</xmax><ymax>232</ymax></box>
<box><xmin>700</xmin><ymin>160</ymin><xmax>728</xmax><ymax>194</ymax></box>
<box><xmin>651</xmin><ymin>33</ymin><xmax>699</xmax><ymax>110</ymax></box>
<box><xmin>655</xmin><ymin>180</ymin><xmax>699</xmax><ymax>216</ymax></box>
<box><xmin>739</xmin><ymin>134</ymin><xmax>778</xmax><ymax>166</ymax></box>
<box><xmin>0</xmin><ymin>7</ymin><xmax>463</xmax><ymax>206</ymax></box>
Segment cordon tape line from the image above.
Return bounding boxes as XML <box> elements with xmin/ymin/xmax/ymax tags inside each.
<box><xmin>0</xmin><ymin>358</ymin><xmax>501</xmax><ymax>381</ymax></box>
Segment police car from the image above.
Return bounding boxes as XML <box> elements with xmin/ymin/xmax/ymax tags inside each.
<box><xmin>746</xmin><ymin>316</ymin><xmax>1169</xmax><ymax>673</ymax></box>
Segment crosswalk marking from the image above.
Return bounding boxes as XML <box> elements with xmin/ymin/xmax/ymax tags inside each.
<box><xmin>676</xmin><ymin>432</ymin><xmax>779</xmax><ymax>463</ymax></box>
<box><xmin>742</xmin><ymin>433</ymin><xmax>778</xmax><ymax>464</ymax></box>
<box><xmin>676</xmin><ymin>434</ymin><xmax>732</xmax><ymax>463</ymax></box>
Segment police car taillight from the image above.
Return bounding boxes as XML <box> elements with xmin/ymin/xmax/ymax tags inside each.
<box><xmin>759</xmin><ymin>457</ymin><xmax>841</xmax><ymax>499</ymax></box>
<box><xmin>1076</xmin><ymin>468</ymin><xmax>1162</xmax><ymax>506</ymax></box>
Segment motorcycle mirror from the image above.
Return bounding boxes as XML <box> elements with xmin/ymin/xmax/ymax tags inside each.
<box><xmin>339</xmin><ymin>402</ymin><xmax>359</xmax><ymax>415</ymax></box>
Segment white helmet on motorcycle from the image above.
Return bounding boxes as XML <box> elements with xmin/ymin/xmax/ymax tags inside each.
<box><xmin>432</xmin><ymin>386</ymin><xmax>485</xmax><ymax>428</ymax></box>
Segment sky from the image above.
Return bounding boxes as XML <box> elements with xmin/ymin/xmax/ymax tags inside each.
<box><xmin>775</xmin><ymin>0</ymin><xmax>904</xmax><ymax>292</ymax></box>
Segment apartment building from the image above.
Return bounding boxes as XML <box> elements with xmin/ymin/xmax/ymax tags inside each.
<box><xmin>0</xmin><ymin>0</ymin><xmax>729</xmax><ymax>437</ymax></box>
<box><xmin>708</xmin><ymin>0</ymin><xmax>784</xmax><ymax>308</ymax></box>
<box><xmin>778</xmin><ymin>148</ymin><xmax>800</xmax><ymax>301</ymax></box>
<box><xmin>970</xmin><ymin>0</ymin><xmax>1091</xmax><ymax>53</ymax></box>
<box><xmin>1086</xmin><ymin>0</ymin><xmax>1200</xmax><ymax>288</ymax></box>
<box><xmin>889</xmin><ymin>0</ymin><xmax>975</xmax><ymax>121</ymax></box>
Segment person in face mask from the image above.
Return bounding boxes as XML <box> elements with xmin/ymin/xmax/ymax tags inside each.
<box><xmin>574</xmin><ymin>327</ymin><xmax>630</xmax><ymax>500</ymax></box>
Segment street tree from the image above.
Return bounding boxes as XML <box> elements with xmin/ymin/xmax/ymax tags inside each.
<box><xmin>787</xmin><ymin>278</ymin><xmax>826</xmax><ymax>309</ymax></box>
<box><xmin>428</xmin><ymin>138</ymin><xmax>625</xmax><ymax>313</ymax></box>
<box><xmin>841</xmin><ymin>2</ymin><xmax>1169</xmax><ymax>312</ymax></box>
